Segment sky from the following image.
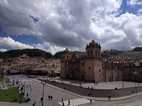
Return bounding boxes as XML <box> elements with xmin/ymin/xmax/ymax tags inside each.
<box><xmin>0</xmin><ymin>0</ymin><xmax>142</xmax><ymax>54</ymax></box>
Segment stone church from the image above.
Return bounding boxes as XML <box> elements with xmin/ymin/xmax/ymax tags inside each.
<box><xmin>61</xmin><ymin>40</ymin><xmax>104</xmax><ymax>82</ymax></box>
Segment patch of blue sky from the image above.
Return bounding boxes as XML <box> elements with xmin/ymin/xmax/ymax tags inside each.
<box><xmin>115</xmin><ymin>0</ymin><xmax>142</xmax><ymax>16</ymax></box>
<box><xmin>0</xmin><ymin>32</ymin><xmax>41</xmax><ymax>45</ymax></box>
<box><xmin>11</xmin><ymin>35</ymin><xmax>42</xmax><ymax>45</ymax></box>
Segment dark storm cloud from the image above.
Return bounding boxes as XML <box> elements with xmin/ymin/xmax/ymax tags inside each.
<box><xmin>0</xmin><ymin>3</ymin><xmax>36</xmax><ymax>35</ymax></box>
<box><xmin>37</xmin><ymin>0</ymin><xmax>94</xmax><ymax>48</ymax></box>
<box><xmin>39</xmin><ymin>20</ymin><xmax>86</xmax><ymax>47</ymax></box>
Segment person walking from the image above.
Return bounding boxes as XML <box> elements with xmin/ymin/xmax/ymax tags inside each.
<box><xmin>48</xmin><ymin>96</ymin><xmax>50</xmax><ymax>100</ymax></box>
<box><xmin>62</xmin><ymin>102</ymin><xmax>65</xmax><ymax>106</ymax></box>
<box><xmin>51</xmin><ymin>96</ymin><xmax>53</xmax><ymax>100</ymax></box>
<box><xmin>61</xmin><ymin>98</ymin><xmax>64</xmax><ymax>102</ymax></box>
<box><xmin>90</xmin><ymin>99</ymin><xmax>92</xmax><ymax>104</ymax></box>
<box><xmin>67</xmin><ymin>99</ymin><xmax>70</xmax><ymax>106</ymax></box>
<box><xmin>32</xmin><ymin>102</ymin><xmax>36</xmax><ymax>106</ymax></box>
<box><xmin>108</xmin><ymin>96</ymin><xmax>111</xmax><ymax>101</ymax></box>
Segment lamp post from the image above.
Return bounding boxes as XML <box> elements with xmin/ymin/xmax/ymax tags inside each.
<box><xmin>133</xmin><ymin>71</ymin><xmax>138</xmax><ymax>93</ymax></box>
<box><xmin>41</xmin><ymin>81</ymin><xmax>46</xmax><ymax>106</ymax></box>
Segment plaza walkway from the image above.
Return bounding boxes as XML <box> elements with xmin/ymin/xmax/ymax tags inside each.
<box><xmin>0</xmin><ymin>75</ymin><xmax>142</xmax><ymax>106</ymax></box>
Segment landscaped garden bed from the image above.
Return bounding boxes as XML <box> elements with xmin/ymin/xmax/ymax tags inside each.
<box><xmin>0</xmin><ymin>87</ymin><xmax>26</xmax><ymax>103</ymax></box>
<box><xmin>0</xmin><ymin>75</ymin><xmax>27</xmax><ymax>103</ymax></box>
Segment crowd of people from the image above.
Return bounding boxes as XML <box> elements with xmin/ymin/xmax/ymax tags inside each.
<box><xmin>9</xmin><ymin>79</ymin><xmax>32</xmax><ymax>102</ymax></box>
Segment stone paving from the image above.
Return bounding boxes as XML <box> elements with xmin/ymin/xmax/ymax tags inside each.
<box><xmin>48</xmin><ymin>77</ymin><xmax>142</xmax><ymax>89</ymax></box>
<box><xmin>6</xmin><ymin>75</ymin><xmax>80</xmax><ymax>106</ymax></box>
<box><xmin>0</xmin><ymin>75</ymin><xmax>142</xmax><ymax>106</ymax></box>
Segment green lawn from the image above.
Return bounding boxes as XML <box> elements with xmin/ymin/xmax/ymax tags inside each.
<box><xmin>0</xmin><ymin>75</ymin><xmax>4</xmax><ymax>82</ymax></box>
<box><xmin>0</xmin><ymin>87</ymin><xmax>26</xmax><ymax>103</ymax></box>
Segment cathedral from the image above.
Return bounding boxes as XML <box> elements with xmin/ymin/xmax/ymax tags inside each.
<box><xmin>61</xmin><ymin>40</ymin><xmax>104</xmax><ymax>82</ymax></box>
<box><xmin>60</xmin><ymin>40</ymin><xmax>142</xmax><ymax>83</ymax></box>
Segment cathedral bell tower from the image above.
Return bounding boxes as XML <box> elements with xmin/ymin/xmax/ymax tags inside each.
<box><xmin>86</xmin><ymin>40</ymin><xmax>101</xmax><ymax>59</ymax></box>
<box><xmin>85</xmin><ymin>40</ymin><xmax>104</xmax><ymax>82</ymax></box>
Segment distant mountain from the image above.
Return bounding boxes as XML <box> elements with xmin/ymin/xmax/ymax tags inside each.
<box><xmin>1</xmin><ymin>47</ymin><xmax>142</xmax><ymax>59</ymax></box>
<box><xmin>0</xmin><ymin>49</ymin><xmax>52</xmax><ymax>59</ymax></box>
<box><xmin>103</xmin><ymin>47</ymin><xmax>142</xmax><ymax>60</ymax></box>
<box><xmin>133</xmin><ymin>47</ymin><xmax>142</xmax><ymax>51</ymax></box>
<box><xmin>53</xmin><ymin>51</ymin><xmax>66</xmax><ymax>59</ymax></box>
<box><xmin>102</xmin><ymin>49</ymin><xmax>123</xmax><ymax>57</ymax></box>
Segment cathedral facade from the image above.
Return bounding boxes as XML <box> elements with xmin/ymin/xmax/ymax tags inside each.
<box><xmin>61</xmin><ymin>40</ymin><xmax>104</xmax><ymax>82</ymax></box>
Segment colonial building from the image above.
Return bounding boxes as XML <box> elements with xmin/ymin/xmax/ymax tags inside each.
<box><xmin>0</xmin><ymin>54</ymin><xmax>61</xmax><ymax>76</ymax></box>
<box><xmin>61</xmin><ymin>40</ymin><xmax>142</xmax><ymax>82</ymax></box>
<box><xmin>44</xmin><ymin>59</ymin><xmax>61</xmax><ymax>76</ymax></box>
<box><xmin>106</xmin><ymin>53</ymin><xmax>142</xmax><ymax>82</ymax></box>
<box><xmin>103</xmin><ymin>59</ymin><xmax>122</xmax><ymax>82</ymax></box>
<box><xmin>61</xmin><ymin>40</ymin><xmax>104</xmax><ymax>82</ymax></box>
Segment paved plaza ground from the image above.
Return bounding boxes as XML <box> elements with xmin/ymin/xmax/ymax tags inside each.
<box><xmin>0</xmin><ymin>75</ymin><xmax>142</xmax><ymax>106</ymax></box>
<box><xmin>48</xmin><ymin>77</ymin><xmax>142</xmax><ymax>89</ymax></box>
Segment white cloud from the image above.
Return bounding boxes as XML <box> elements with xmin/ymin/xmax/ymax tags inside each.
<box><xmin>0</xmin><ymin>0</ymin><xmax>142</xmax><ymax>52</ymax></box>
<box><xmin>90</xmin><ymin>9</ymin><xmax>142</xmax><ymax>50</ymax></box>
<box><xmin>34</xmin><ymin>42</ymin><xmax>65</xmax><ymax>54</ymax></box>
<box><xmin>129</xmin><ymin>0</ymin><xmax>142</xmax><ymax>4</ymax></box>
<box><xmin>0</xmin><ymin>48</ymin><xmax>7</xmax><ymax>52</ymax></box>
<box><xmin>0</xmin><ymin>37</ymin><xmax>34</xmax><ymax>49</ymax></box>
